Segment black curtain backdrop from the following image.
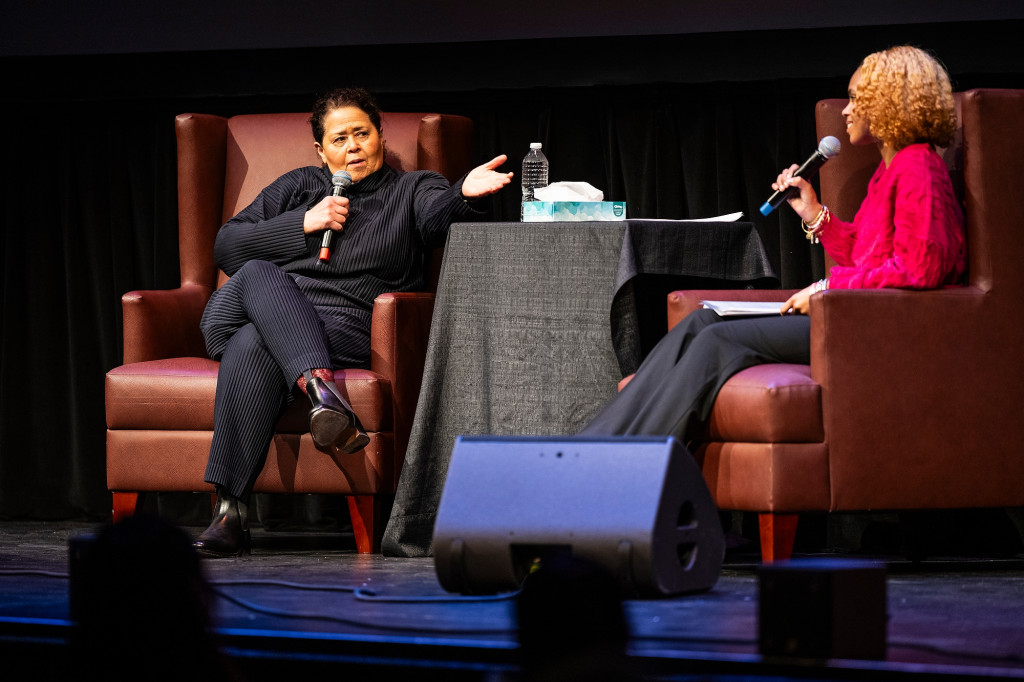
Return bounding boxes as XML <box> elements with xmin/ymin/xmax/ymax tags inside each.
<box><xmin>2</xmin><ymin>20</ymin><xmax>1023</xmax><ymax>522</ymax></box>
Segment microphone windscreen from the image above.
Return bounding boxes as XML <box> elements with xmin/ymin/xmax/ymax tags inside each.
<box><xmin>332</xmin><ymin>170</ymin><xmax>353</xmax><ymax>190</ymax></box>
<box><xmin>818</xmin><ymin>136</ymin><xmax>841</xmax><ymax>159</ymax></box>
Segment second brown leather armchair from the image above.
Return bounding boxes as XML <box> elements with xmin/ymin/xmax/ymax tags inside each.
<box><xmin>667</xmin><ymin>89</ymin><xmax>1024</xmax><ymax>561</ymax></box>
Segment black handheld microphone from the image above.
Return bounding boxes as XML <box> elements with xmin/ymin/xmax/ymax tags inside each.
<box><xmin>318</xmin><ymin>170</ymin><xmax>353</xmax><ymax>264</ymax></box>
<box><xmin>759</xmin><ymin>136</ymin><xmax>841</xmax><ymax>216</ymax></box>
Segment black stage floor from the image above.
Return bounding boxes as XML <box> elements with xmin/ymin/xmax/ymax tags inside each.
<box><xmin>2</xmin><ymin>518</ymin><xmax>1024</xmax><ymax>681</ymax></box>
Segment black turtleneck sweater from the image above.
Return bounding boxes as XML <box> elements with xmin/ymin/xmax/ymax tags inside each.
<box><xmin>212</xmin><ymin>163</ymin><xmax>480</xmax><ymax>312</ymax></box>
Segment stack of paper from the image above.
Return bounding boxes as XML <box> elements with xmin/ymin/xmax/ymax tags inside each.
<box><xmin>701</xmin><ymin>300</ymin><xmax>787</xmax><ymax>316</ymax></box>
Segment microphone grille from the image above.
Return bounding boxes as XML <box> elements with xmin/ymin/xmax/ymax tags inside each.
<box><xmin>818</xmin><ymin>136</ymin><xmax>841</xmax><ymax>159</ymax></box>
<box><xmin>332</xmin><ymin>170</ymin><xmax>353</xmax><ymax>188</ymax></box>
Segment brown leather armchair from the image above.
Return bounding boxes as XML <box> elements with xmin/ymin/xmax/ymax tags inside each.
<box><xmin>105</xmin><ymin>111</ymin><xmax>474</xmax><ymax>553</ymax></box>
<box><xmin>664</xmin><ymin>89</ymin><xmax>1024</xmax><ymax>561</ymax></box>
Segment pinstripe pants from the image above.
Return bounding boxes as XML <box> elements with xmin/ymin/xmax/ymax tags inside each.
<box><xmin>579</xmin><ymin>308</ymin><xmax>810</xmax><ymax>441</ymax></box>
<box><xmin>199</xmin><ymin>260</ymin><xmax>371</xmax><ymax>500</ymax></box>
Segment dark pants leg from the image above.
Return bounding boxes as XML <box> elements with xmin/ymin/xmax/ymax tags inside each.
<box><xmin>204</xmin><ymin>324</ymin><xmax>290</xmax><ymax>499</ymax></box>
<box><xmin>200</xmin><ymin>260</ymin><xmax>333</xmax><ymax>383</ymax></box>
<box><xmin>579</xmin><ymin>309</ymin><xmax>810</xmax><ymax>440</ymax></box>
<box><xmin>199</xmin><ymin>260</ymin><xmax>342</xmax><ymax>501</ymax></box>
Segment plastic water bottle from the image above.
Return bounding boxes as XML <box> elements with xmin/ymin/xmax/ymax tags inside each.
<box><xmin>521</xmin><ymin>142</ymin><xmax>549</xmax><ymax>219</ymax></box>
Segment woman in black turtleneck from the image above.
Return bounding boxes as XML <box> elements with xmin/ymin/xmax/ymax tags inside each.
<box><xmin>193</xmin><ymin>87</ymin><xmax>513</xmax><ymax>557</ymax></box>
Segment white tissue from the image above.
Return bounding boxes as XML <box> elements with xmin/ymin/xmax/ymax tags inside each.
<box><xmin>533</xmin><ymin>181</ymin><xmax>604</xmax><ymax>202</ymax></box>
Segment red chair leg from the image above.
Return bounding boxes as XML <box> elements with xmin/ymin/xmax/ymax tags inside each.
<box><xmin>111</xmin><ymin>492</ymin><xmax>140</xmax><ymax>523</ymax></box>
<box><xmin>759</xmin><ymin>512</ymin><xmax>799</xmax><ymax>563</ymax></box>
<box><xmin>347</xmin><ymin>495</ymin><xmax>381</xmax><ymax>554</ymax></box>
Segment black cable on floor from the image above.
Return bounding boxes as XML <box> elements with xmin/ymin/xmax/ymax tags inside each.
<box><xmin>209</xmin><ymin>586</ymin><xmax>518</xmax><ymax>636</ymax></box>
<box><xmin>208</xmin><ymin>577</ymin><xmax>519</xmax><ymax>602</ymax></box>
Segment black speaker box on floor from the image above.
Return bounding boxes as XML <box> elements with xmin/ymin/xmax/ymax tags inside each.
<box><xmin>759</xmin><ymin>559</ymin><xmax>888</xmax><ymax>660</ymax></box>
<box><xmin>432</xmin><ymin>435</ymin><xmax>725</xmax><ymax>597</ymax></box>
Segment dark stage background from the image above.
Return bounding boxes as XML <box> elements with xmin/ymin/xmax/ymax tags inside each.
<box><xmin>2</xmin><ymin>2</ymin><xmax>1024</xmax><ymax>530</ymax></box>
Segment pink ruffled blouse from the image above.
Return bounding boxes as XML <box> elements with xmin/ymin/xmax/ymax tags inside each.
<box><xmin>820</xmin><ymin>143</ymin><xmax>966</xmax><ymax>290</ymax></box>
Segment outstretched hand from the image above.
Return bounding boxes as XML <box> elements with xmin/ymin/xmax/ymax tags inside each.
<box><xmin>461</xmin><ymin>155</ymin><xmax>514</xmax><ymax>200</ymax></box>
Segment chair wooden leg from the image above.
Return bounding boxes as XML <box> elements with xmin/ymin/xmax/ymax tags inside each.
<box><xmin>347</xmin><ymin>495</ymin><xmax>381</xmax><ymax>554</ymax></box>
<box><xmin>111</xmin><ymin>492</ymin><xmax>140</xmax><ymax>523</ymax></box>
<box><xmin>759</xmin><ymin>512</ymin><xmax>799</xmax><ymax>563</ymax></box>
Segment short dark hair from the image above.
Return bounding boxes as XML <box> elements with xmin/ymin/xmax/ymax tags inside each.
<box><xmin>309</xmin><ymin>87</ymin><xmax>383</xmax><ymax>143</ymax></box>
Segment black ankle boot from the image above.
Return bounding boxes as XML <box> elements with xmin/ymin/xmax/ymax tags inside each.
<box><xmin>193</xmin><ymin>491</ymin><xmax>250</xmax><ymax>558</ymax></box>
<box><xmin>305</xmin><ymin>373</ymin><xmax>370</xmax><ymax>454</ymax></box>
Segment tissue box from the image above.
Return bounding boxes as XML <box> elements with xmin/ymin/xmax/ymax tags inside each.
<box><xmin>522</xmin><ymin>201</ymin><xmax>627</xmax><ymax>222</ymax></box>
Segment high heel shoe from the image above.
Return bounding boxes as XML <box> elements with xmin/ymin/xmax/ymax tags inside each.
<box><xmin>305</xmin><ymin>375</ymin><xmax>370</xmax><ymax>454</ymax></box>
<box><xmin>193</xmin><ymin>491</ymin><xmax>251</xmax><ymax>558</ymax></box>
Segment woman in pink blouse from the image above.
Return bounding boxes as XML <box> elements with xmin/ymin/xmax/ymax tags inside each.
<box><xmin>580</xmin><ymin>45</ymin><xmax>965</xmax><ymax>440</ymax></box>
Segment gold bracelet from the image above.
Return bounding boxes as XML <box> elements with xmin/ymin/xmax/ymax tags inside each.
<box><xmin>801</xmin><ymin>205</ymin><xmax>830</xmax><ymax>244</ymax></box>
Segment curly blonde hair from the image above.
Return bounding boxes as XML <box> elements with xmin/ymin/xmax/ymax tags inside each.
<box><xmin>855</xmin><ymin>46</ymin><xmax>957</xmax><ymax>149</ymax></box>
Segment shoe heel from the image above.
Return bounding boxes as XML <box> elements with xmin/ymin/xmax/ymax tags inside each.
<box><xmin>240</xmin><ymin>529</ymin><xmax>252</xmax><ymax>556</ymax></box>
<box><xmin>335</xmin><ymin>426</ymin><xmax>370</xmax><ymax>454</ymax></box>
<box><xmin>309</xmin><ymin>406</ymin><xmax>351</xmax><ymax>449</ymax></box>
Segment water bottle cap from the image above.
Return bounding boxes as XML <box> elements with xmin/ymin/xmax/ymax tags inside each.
<box><xmin>530</xmin><ymin>142</ymin><xmax>542</xmax><ymax>149</ymax></box>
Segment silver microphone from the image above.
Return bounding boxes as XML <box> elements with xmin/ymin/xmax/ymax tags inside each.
<box><xmin>318</xmin><ymin>170</ymin><xmax>353</xmax><ymax>263</ymax></box>
<box><xmin>759</xmin><ymin>136</ymin><xmax>841</xmax><ymax>216</ymax></box>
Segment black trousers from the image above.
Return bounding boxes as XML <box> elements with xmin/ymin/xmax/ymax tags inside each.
<box><xmin>579</xmin><ymin>308</ymin><xmax>811</xmax><ymax>441</ymax></box>
<box><xmin>198</xmin><ymin>260</ymin><xmax>371</xmax><ymax>500</ymax></box>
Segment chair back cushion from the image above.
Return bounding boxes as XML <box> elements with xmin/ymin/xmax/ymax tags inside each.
<box><xmin>960</xmin><ymin>88</ymin><xmax>1024</xmax><ymax>294</ymax></box>
<box><xmin>222</xmin><ymin>111</ymin><xmax>452</xmax><ymax>222</ymax></box>
<box><xmin>204</xmin><ymin>111</ymin><xmax>472</xmax><ymax>289</ymax></box>
<box><xmin>176</xmin><ymin>110</ymin><xmax>473</xmax><ymax>291</ymax></box>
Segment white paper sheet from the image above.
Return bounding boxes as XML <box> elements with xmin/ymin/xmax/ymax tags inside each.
<box><xmin>701</xmin><ymin>300</ymin><xmax>788</xmax><ymax>316</ymax></box>
<box><xmin>630</xmin><ymin>211</ymin><xmax>744</xmax><ymax>223</ymax></box>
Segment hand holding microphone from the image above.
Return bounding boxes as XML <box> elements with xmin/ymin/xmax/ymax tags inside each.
<box><xmin>317</xmin><ymin>170</ymin><xmax>353</xmax><ymax>264</ymax></box>
<box><xmin>759</xmin><ymin>136</ymin><xmax>841</xmax><ymax>216</ymax></box>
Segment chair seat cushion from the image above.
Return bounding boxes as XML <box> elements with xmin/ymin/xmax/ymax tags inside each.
<box><xmin>702</xmin><ymin>364</ymin><xmax>822</xmax><ymax>443</ymax></box>
<box><xmin>105</xmin><ymin>358</ymin><xmax>391</xmax><ymax>433</ymax></box>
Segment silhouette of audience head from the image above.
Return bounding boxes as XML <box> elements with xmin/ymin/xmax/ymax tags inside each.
<box><xmin>516</xmin><ymin>554</ymin><xmax>644</xmax><ymax>681</ymax></box>
<box><xmin>71</xmin><ymin>513</ymin><xmax>239</xmax><ymax>681</ymax></box>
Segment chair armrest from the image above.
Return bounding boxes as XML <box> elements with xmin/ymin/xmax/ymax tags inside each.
<box><xmin>121</xmin><ymin>284</ymin><xmax>213</xmax><ymax>364</ymax></box>
<box><xmin>809</xmin><ymin>286</ymin><xmax>985</xmax><ymax>393</ymax></box>
<box><xmin>615</xmin><ymin>288</ymin><xmax>797</xmax><ymax>392</ymax></box>
<box><xmin>667</xmin><ymin>289</ymin><xmax>800</xmax><ymax>329</ymax></box>
<box><xmin>370</xmin><ymin>292</ymin><xmax>437</xmax><ymax>471</ymax></box>
<box><xmin>809</xmin><ymin>286</ymin><xmax>1006</xmax><ymax>507</ymax></box>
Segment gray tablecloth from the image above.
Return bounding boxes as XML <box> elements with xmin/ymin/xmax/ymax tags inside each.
<box><xmin>381</xmin><ymin>220</ymin><xmax>776</xmax><ymax>557</ymax></box>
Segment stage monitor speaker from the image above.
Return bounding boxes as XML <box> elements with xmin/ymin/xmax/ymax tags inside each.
<box><xmin>433</xmin><ymin>435</ymin><xmax>724</xmax><ymax>597</ymax></box>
